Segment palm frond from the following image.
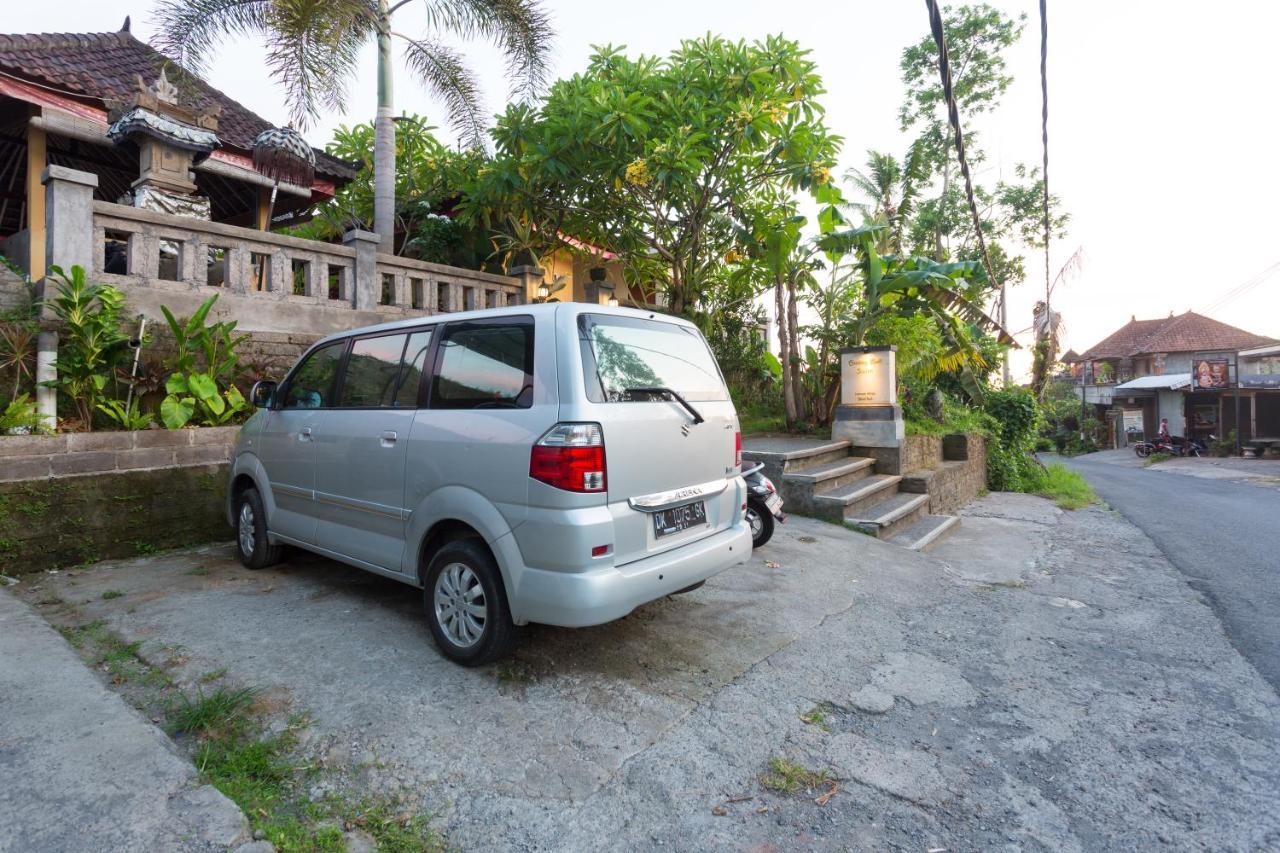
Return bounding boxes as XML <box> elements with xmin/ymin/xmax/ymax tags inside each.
<box><xmin>263</xmin><ymin>0</ymin><xmax>372</xmax><ymax>127</ymax></box>
<box><xmin>397</xmin><ymin>34</ymin><xmax>487</xmax><ymax>148</ymax></box>
<box><xmin>150</xmin><ymin>0</ymin><xmax>271</xmax><ymax>74</ymax></box>
<box><xmin>421</xmin><ymin>0</ymin><xmax>555</xmax><ymax>100</ymax></box>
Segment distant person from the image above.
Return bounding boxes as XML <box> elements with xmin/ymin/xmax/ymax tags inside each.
<box><xmin>1159</xmin><ymin>418</ymin><xmax>1171</xmax><ymax>444</ymax></box>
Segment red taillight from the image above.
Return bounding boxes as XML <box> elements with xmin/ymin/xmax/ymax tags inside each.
<box><xmin>530</xmin><ymin>423</ymin><xmax>607</xmax><ymax>492</ymax></box>
<box><xmin>734</xmin><ymin>430</ymin><xmax>742</xmax><ymax>469</ymax></box>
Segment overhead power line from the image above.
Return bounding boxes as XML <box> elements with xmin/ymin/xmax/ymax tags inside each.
<box><xmin>1199</xmin><ymin>259</ymin><xmax>1280</xmax><ymax>315</ymax></box>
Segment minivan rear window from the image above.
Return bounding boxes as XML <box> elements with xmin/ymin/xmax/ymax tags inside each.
<box><xmin>578</xmin><ymin>314</ymin><xmax>728</xmax><ymax>403</ymax></box>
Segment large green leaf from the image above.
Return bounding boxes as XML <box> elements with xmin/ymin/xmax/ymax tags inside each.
<box><xmin>160</xmin><ymin>395</ymin><xmax>195</xmax><ymax>430</ymax></box>
<box><xmin>188</xmin><ymin>372</ymin><xmax>219</xmax><ymax>402</ymax></box>
<box><xmin>165</xmin><ymin>373</ymin><xmax>189</xmax><ymax>395</ymax></box>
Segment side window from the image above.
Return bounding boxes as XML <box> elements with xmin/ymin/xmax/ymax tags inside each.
<box><xmin>431</xmin><ymin>322</ymin><xmax>533</xmax><ymax>410</ymax></box>
<box><xmin>338</xmin><ymin>333</ymin><xmax>408</xmax><ymax>408</ymax></box>
<box><xmin>283</xmin><ymin>342</ymin><xmax>344</xmax><ymax>409</ymax></box>
<box><xmin>394</xmin><ymin>329</ymin><xmax>433</xmax><ymax>408</ymax></box>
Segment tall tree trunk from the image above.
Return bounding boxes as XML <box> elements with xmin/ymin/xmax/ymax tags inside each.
<box><xmin>373</xmin><ymin>1</ymin><xmax>396</xmax><ymax>252</ymax></box>
<box><xmin>776</xmin><ymin>278</ymin><xmax>796</xmax><ymax>427</ymax></box>
<box><xmin>786</xmin><ymin>272</ymin><xmax>804</xmax><ymax>422</ymax></box>
<box><xmin>934</xmin><ymin>157</ymin><xmax>950</xmax><ymax>261</ymax></box>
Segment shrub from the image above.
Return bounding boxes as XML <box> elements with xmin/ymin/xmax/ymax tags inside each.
<box><xmin>160</xmin><ymin>295</ymin><xmax>249</xmax><ymax>429</ymax></box>
<box><xmin>983</xmin><ymin>387</ymin><xmax>1041</xmax><ymax>491</ymax></box>
<box><xmin>1210</xmin><ymin>430</ymin><xmax>1237</xmax><ymax>458</ymax></box>
<box><xmin>41</xmin><ymin>265</ymin><xmax>129</xmax><ymax>429</ymax></box>
<box><xmin>1034</xmin><ymin>436</ymin><xmax>1054</xmax><ymax>452</ymax></box>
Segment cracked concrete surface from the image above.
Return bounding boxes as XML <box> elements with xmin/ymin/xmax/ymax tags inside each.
<box><xmin>13</xmin><ymin>492</ymin><xmax>1280</xmax><ymax>851</ymax></box>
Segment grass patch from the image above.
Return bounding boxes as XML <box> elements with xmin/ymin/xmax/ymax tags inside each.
<box><xmin>1027</xmin><ymin>463</ymin><xmax>1097</xmax><ymax>510</ymax></box>
<box><xmin>1143</xmin><ymin>451</ymin><xmax>1173</xmax><ymax>467</ymax></box>
<box><xmin>166</xmin><ymin>685</ymin><xmax>259</xmax><ymax>737</ymax></box>
<box><xmin>199</xmin><ymin>667</ymin><xmax>229</xmax><ymax>684</ymax></box>
<box><xmin>759</xmin><ymin>756</ymin><xmax>832</xmax><ymax>795</ymax></box>
<box><xmin>799</xmin><ymin>705</ymin><xmax>831</xmax><ymax>732</ymax></box>
<box><xmin>101</xmin><ymin>589</ymin><xmax>124</xmax><ymax>600</ymax></box>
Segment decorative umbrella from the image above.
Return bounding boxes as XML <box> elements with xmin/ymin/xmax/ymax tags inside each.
<box><xmin>251</xmin><ymin>126</ymin><xmax>315</xmax><ymax>230</ymax></box>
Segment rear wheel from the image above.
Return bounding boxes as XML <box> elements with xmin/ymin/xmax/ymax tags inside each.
<box><xmin>423</xmin><ymin>539</ymin><xmax>517</xmax><ymax>666</ymax></box>
<box><xmin>234</xmin><ymin>487</ymin><xmax>283</xmax><ymax>570</ymax></box>
<box><xmin>746</xmin><ymin>499</ymin><xmax>774</xmax><ymax>548</ymax></box>
<box><xmin>1134</xmin><ymin>443</ymin><xmax>1151</xmax><ymax>458</ymax></box>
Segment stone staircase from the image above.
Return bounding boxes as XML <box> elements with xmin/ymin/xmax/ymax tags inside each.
<box><xmin>742</xmin><ymin>436</ymin><xmax>965</xmax><ymax>551</ymax></box>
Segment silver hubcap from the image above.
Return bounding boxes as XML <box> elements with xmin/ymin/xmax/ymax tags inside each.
<box><xmin>238</xmin><ymin>501</ymin><xmax>256</xmax><ymax>555</ymax></box>
<box><xmin>747</xmin><ymin>506</ymin><xmax>763</xmax><ymax>538</ymax></box>
<box><xmin>433</xmin><ymin>562</ymin><xmax>487</xmax><ymax>648</ymax></box>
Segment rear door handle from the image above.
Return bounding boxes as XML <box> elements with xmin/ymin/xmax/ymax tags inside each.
<box><xmin>380</xmin><ymin>430</ymin><xmax>398</xmax><ymax>447</ymax></box>
<box><xmin>299</xmin><ymin>426</ymin><xmax>313</xmax><ymax>442</ymax></box>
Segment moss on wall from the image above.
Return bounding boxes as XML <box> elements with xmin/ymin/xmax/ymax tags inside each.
<box><xmin>0</xmin><ymin>464</ymin><xmax>230</xmax><ymax>575</ymax></box>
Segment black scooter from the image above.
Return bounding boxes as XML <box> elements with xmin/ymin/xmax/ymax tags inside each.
<box><xmin>742</xmin><ymin>462</ymin><xmax>787</xmax><ymax>548</ymax></box>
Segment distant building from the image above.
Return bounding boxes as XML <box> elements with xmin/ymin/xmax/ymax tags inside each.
<box><xmin>1072</xmin><ymin>311</ymin><xmax>1278</xmax><ymax>449</ymax></box>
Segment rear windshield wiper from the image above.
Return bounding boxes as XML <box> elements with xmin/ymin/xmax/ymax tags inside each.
<box><xmin>624</xmin><ymin>387</ymin><xmax>705</xmax><ymax>424</ymax></box>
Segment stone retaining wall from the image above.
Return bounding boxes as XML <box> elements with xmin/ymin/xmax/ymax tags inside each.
<box><xmin>898</xmin><ymin>434</ymin><xmax>988</xmax><ymax>514</ymax></box>
<box><xmin>0</xmin><ymin>426</ymin><xmax>238</xmax><ymax>482</ymax></box>
<box><xmin>0</xmin><ymin>426</ymin><xmax>237</xmax><ymax>574</ymax></box>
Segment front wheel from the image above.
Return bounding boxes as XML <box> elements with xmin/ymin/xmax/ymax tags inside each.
<box><xmin>423</xmin><ymin>539</ymin><xmax>517</xmax><ymax>666</ymax></box>
<box><xmin>234</xmin><ymin>487</ymin><xmax>283</xmax><ymax>570</ymax></box>
<box><xmin>746</xmin><ymin>499</ymin><xmax>775</xmax><ymax>549</ymax></box>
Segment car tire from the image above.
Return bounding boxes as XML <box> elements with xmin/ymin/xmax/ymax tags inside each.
<box><xmin>746</xmin><ymin>499</ymin><xmax>774</xmax><ymax>548</ymax></box>
<box><xmin>423</xmin><ymin>538</ymin><xmax>517</xmax><ymax>666</ymax></box>
<box><xmin>234</xmin><ymin>487</ymin><xmax>284</xmax><ymax>570</ymax></box>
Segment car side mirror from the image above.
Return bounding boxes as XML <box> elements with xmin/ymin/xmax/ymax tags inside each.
<box><xmin>250</xmin><ymin>380</ymin><xmax>277</xmax><ymax>409</ymax></box>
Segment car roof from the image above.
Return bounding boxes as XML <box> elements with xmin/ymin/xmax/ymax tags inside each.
<box><xmin>311</xmin><ymin>302</ymin><xmax>695</xmax><ymax>348</ymax></box>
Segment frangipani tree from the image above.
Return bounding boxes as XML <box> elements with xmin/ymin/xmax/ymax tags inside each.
<box><xmin>153</xmin><ymin>0</ymin><xmax>554</xmax><ymax>249</ymax></box>
<box><xmin>464</xmin><ymin>35</ymin><xmax>841</xmax><ymax>314</ymax></box>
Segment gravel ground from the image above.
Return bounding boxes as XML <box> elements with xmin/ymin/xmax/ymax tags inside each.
<box><xmin>15</xmin><ymin>493</ymin><xmax>1280</xmax><ymax>851</ymax></box>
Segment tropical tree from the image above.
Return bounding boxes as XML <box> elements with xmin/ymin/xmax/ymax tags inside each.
<box><xmin>464</xmin><ymin>35</ymin><xmax>842</xmax><ymax>315</ymax></box>
<box><xmin>842</xmin><ymin>144</ymin><xmax>925</xmax><ymax>254</ymax></box>
<box><xmin>152</xmin><ymin>0</ymin><xmax>554</xmax><ymax>249</ymax></box>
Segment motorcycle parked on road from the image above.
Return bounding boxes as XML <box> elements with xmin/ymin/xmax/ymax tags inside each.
<box><xmin>742</xmin><ymin>462</ymin><xmax>787</xmax><ymax>548</ymax></box>
<box><xmin>1134</xmin><ymin>434</ymin><xmax>1208</xmax><ymax>458</ymax></box>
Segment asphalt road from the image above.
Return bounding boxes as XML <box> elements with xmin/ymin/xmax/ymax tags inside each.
<box><xmin>1060</xmin><ymin>452</ymin><xmax>1280</xmax><ymax>692</ymax></box>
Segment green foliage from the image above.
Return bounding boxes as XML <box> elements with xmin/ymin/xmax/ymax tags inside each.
<box><xmin>41</xmin><ymin>265</ymin><xmax>129</xmax><ymax>429</ymax></box>
<box><xmin>1</xmin><ymin>393</ymin><xmax>41</xmax><ymax>433</ymax></box>
<box><xmin>1023</xmin><ymin>463</ymin><xmax>1096</xmax><ymax>510</ymax></box>
<box><xmin>904</xmin><ymin>394</ymin><xmax>994</xmax><ymax>437</ymax></box>
<box><xmin>97</xmin><ymin>399</ymin><xmax>154</xmax><ymax>431</ymax></box>
<box><xmin>159</xmin><ymin>295</ymin><xmax>249</xmax><ymax>429</ymax></box>
<box><xmin>984</xmin><ymin>386</ymin><xmax>1041</xmax><ymax>491</ymax></box>
<box><xmin>467</xmin><ymin>35</ymin><xmax>841</xmax><ymax>314</ymax></box>
<box><xmin>1144</xmin><ymin>451</ymin><xmax>1173</xmax><ymax>467</ymax></box>
<box><xmin>1210</xmin><ymin>429</ymin><xmax>1237</xmax><ymax>457</ymax></box>
<box><xmin>0</xmin><ymin>295</ymin><xmax>39</xmax><ymax>401</ymax></box>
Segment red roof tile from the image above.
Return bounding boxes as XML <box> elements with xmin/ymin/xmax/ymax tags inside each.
<box><xmin>1077</xmin><ymin>311</ymin><xmax>1276</xmax><ymax>360</ymax></box>
<box><xmin>0</xmin><ymin>30</ymin><xmax>354</xmax><ymax>179</ymax></box>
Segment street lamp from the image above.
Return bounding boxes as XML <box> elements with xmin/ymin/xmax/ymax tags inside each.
<box><xmin>536</xmin><ymin>282</ymin><xmax>550</xmax><ymax>301</ymax></box>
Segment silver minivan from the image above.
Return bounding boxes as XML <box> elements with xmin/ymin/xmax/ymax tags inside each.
<box><xmin>227</xmin><ymin>303</ymin><xmax>751</xmax><ymax>664</ymax></box>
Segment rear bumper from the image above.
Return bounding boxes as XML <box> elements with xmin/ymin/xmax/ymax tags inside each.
<box><xmin>511</xmin><ymin>520</ymin><xmax>752</xmax><ymax>627</ymax></box>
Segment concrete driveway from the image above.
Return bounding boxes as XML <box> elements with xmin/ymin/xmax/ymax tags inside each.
<box><xmin>15</xmin><ymin>496</ymin><xmax>1280</xmax><ymax>851</ymax></box>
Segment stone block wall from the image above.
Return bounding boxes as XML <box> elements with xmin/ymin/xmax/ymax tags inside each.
<box><xmin>896</xmin><ymin>433</ymin><xmax>988</xmax><ymax>514</ymax></box>
<box><xmin>0</xmin><ymin>427</ymin><xmax>238</xmax><ymax>574</ymax></box>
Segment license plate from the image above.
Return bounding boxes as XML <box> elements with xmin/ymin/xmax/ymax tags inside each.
<box><xmin>653</xmin><ymin>501</ymin><xmax>707</xmax><ymax>538</ymax></box>
<box><xmin>765</xmin><ymin>493</ymin><xmax>783</xmax><ymax>513</ymax></box>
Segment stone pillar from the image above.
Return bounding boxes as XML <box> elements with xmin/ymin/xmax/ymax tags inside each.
<box><xmin>42</xmin><ymin>165</ymin><xmax>98</xmax><ymax>279</ymax></box>
<box><xmin>36</xmin><ymin>330</ymin><xmax>57</xmax><ymax>430</ymax></box>
<box><xmin>831</xmin><ymin>345</ymin><xmax>904</xmax><ymax>451</ymax></box>
<box><xmin>507</xmin><ymin>264</ymin><xmax>544</xmax><ymax>304</ymax></box>
<box><xmin>343</xmin><ymin>229</ymin><xmax>379</xmax><ymax>310</ymax></box>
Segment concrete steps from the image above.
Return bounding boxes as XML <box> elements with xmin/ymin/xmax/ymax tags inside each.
<box><xmin>887</xmin><ymin>513</ymin><xmax>961</xmax><ymax>551</ymax></box>
<box><xmin>812</xmin><ymin>473</ymin><xmax>902</xmax><ymax>517</ymax></box>
<box><xmin>742</xmin><ymin>434</ymin><xmax>966</xmax><ymax>549</ymax></box>
<box><xmin>844</xmin><ymin>491</ymin><xmax>930</xmax><ymax>539</ymax></box>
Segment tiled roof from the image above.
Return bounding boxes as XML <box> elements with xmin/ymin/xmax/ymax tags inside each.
<box><xmin>0</xmin><ymin>30</ymin><xmax>355</xmax><ymax>179</ymax></box>
<box><xmin>1077</xmin><ymin>311</ymin><xmax>1276</xmax><ymax>360</ymax></box>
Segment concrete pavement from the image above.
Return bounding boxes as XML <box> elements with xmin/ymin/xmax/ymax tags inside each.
<box><xmin>14</xmin><ymin>496</ymin><xmax>1280</xmax><ymax>850</ymax></box>
<box><xmin>0</xmin><ymin>588</ymin><xmax>249</xmax><ymax>853</ymax></box>
<box><xmin>1059</xmin><ymin>450</ymin><xmax>1280</xmax><ymax>691</ymax></box>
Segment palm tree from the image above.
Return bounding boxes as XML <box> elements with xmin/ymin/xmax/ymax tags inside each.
<box><xmin>842</xmin><ymin>143</ymin><xmax>924</xmax><ymax>255</ymax></box>
<box><xmin>153</xmin><ymin>0</ymin><xmax>554</xmax><ymax>250</ymax></box>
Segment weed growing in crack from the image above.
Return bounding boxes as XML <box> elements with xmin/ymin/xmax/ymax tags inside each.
<box><xmin>101</xmin><ymin>589</ymin><xmax>124</xmax><ymax>600</ymax></box>
<box><xmin>799</xmin><ymin>704</ymin><xmax>832</xmax><ymax>732</ymax></box>
<box><xmin>759</xmin><ymin>756</ymin><xmax>831</xmax><ymax>796</ymax></box>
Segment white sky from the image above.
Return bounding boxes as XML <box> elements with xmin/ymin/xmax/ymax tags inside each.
<box><xmin>10</xmin><ymin>1</ymin><xmax>1280</xmax><ymax>378</ymax></box>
